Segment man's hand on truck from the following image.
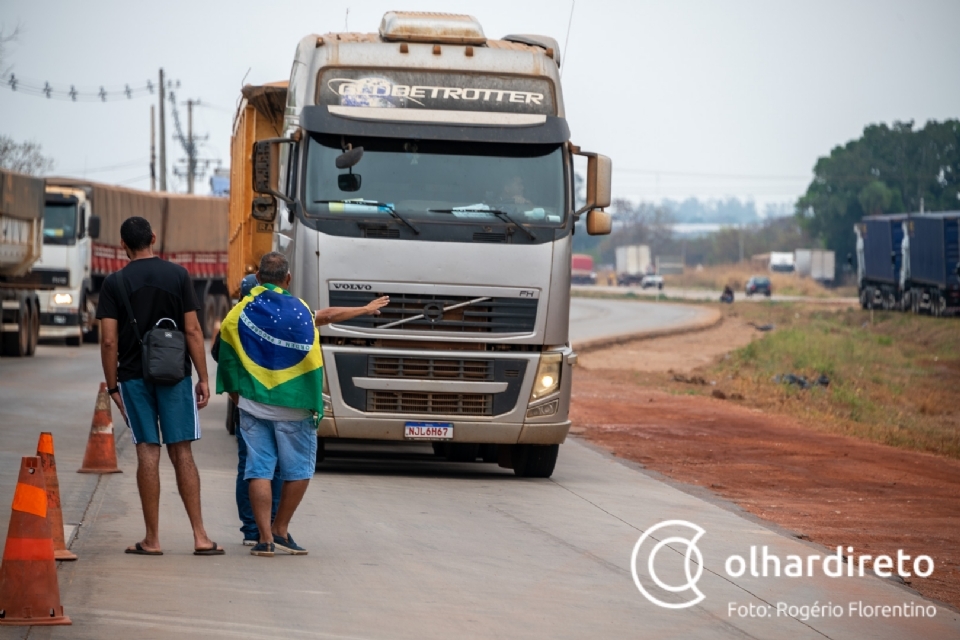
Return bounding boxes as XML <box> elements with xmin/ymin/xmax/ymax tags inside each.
<box><xmin>314</xmin><ymin>296</ymin><xmax>390</xmax><ymax>327</ymax></box>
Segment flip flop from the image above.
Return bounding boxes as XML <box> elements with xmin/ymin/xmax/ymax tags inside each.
<box><xmin>194</xmin><ymin>542</ymin><xmax>225</xmax><ymax>556</ymax></box>
<box><xmin>125</xmin><ymin>542</ymin><xmax>163</xmax><ymax>556</ymax></box>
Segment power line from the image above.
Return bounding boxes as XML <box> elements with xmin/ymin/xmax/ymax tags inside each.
<box><xmin>61</xmin><ymin>158</ymin><xmax>149</xmax><ymax>175</ymax></box>
<box><xmin>3</xmin><ymin>72</ymin><xmax>161</xmax><ymax>102</ymax></box>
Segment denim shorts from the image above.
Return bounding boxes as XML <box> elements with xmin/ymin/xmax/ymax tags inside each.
<box><xmin>238</xmin><ymin>409</ymin><xmax>317</xmax><ymax>481</ymax></box>
<box><xmin>120</xmin><ymin>376</ymin><xmax>199</xmax><ymax>445</ymax></box>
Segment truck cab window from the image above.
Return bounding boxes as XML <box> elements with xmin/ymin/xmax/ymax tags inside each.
<box><xmin>303</xmin><ymin>134</ymin><xmax>566</xmax><ymax>235</ymax></box>
<box><xmin>42</xmin><ymin>203</ymin><xmax>78</xmax><ymax>246</ymax></box>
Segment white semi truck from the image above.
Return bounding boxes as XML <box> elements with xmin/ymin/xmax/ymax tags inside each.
<box><xmin>238</xmin><ymin>11</ymin><xmax>612</xmax><ymax>477</ymax></box>
<box><xmin>34</xmin><ymin>179</ymin><xmax>230</xmax><ymax>345</ymax></box>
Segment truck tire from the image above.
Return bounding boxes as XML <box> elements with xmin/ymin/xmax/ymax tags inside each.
<box><xmin>512</xmin><ymin>444</ymin><xmax>559</xmax><ymax>478</ymax></box>
<box><xmin>1</xmin><ymin>295</ymin><xmax>30</xmax><ymax>357</ymax></box>
<box><xmin>314</xmin><ymin>437</ymin><xmax>325</xmax><ymax>469</ymax></box>
<box><xmin>26</xmin><ymin>298</ymin><xmax>39</xmax><ymax>356</ymax></box>
<box><xmin>446</xmin><ymin>443</ymin><xmax>480</xmax><ymax>462</ymax></box>
<box><xmin>215</xmin><ymin>294</ymin><xmax>230</xmax><ymax>325</ymax></box>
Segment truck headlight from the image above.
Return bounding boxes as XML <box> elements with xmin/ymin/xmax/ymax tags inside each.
<box><xmin>530</xmin><ymin>353</ymin><xmax>562</xmax><ymax>400</ymax></box>
<box><xmin>53</xmin><ymin>293</ymin><xmax>73</xmax><ymax>305</ymax></box>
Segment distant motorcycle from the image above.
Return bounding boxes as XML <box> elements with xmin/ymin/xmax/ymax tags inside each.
<box><xmin>720</xmin><ymin>286</ymin><xmax>735</xmax><ymax>304</ymax></box>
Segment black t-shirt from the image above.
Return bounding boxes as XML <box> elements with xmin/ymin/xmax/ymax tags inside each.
<box><xmin>96</xmin><ymin>257</ymin><xmax>200</xmax><ymax>382</ymax></box>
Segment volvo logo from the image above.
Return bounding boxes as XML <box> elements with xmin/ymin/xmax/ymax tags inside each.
<box><xmin>423</xmin><ymin>302</ymin><xmax>444</xmax><ymax>322</ymax></box>
<box><xmin>331</xmin><ymin>283</ymin><xmax>373</xmax><ymax>291</ymax></box>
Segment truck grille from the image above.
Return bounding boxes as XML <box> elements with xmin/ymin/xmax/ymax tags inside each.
<box><xmin>369</xmin><ymin>356</ymin><xmax>493</xmax><ymax>380</ymax></box>
<box><xmin>367</xmin><ymin>391</ymin><xmax>492</xmax><ymax>416</ymax></box>
<box><xmin>329</xmin><ymin>291</ymin><xmax>537</xmax><ymax>333</ymax></box>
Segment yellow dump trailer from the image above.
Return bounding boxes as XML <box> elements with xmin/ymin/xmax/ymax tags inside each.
<box><xmin>228</xmin><ymin>81</ymin><xmax>288</xmax><ymax>298</ymax></box>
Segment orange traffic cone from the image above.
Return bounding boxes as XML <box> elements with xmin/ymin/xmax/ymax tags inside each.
<box><xmin>0</xmin><ymin>456</ymin><xmax>71</xmax><ymax>626</ymax></box>
<box><xmin>36</xmin><ymin>433</ymin><xmax>77</xmax><ymax>561</ymax></box>
<box><xmin>77</xmin><ymin>383</ymin><xmax>122</xmax><ymax>474</ymax></box>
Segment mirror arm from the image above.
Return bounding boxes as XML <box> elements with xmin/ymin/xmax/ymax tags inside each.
<box><xmin>573</xmin><ymin>202</ymin><xmax>596</xmax><ymax>218</ymax></box>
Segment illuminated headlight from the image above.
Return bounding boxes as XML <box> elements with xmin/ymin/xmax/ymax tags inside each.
<box><xmin>53</xmin><ymin>293</ymin><xmax>73</xmax><ymax>305</ymax></box>
<box><xmin>530</xmin><ymin>353</ymin><xmax>562</xmax><ymax>400</ymax></box>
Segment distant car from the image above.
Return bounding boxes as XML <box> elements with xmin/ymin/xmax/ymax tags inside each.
<box><xmin>640</xmin><ymin>274</ymin><xmax>664</xmax><ymax>290</ymax></box>
<box><xmin>745</xmin><ymin>276</ymin><xmax>772</xmax><ymax>297</ymax></box>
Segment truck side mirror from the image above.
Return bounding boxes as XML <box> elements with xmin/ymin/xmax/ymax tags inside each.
<box><xmin>253</xmin><ymin>138</ymin><xmax>296</xmax><ymax>204</ymax></box>
<box><xmin>586</xmin><ymin>154</ymin><xmax>612</xmax><ymax>210</ymax></box>
<box><xmin>88</xmin><ymin>215</ymin><xmax>101</xmax><ymax>240</ymax></box>
<box><xmin>586</xmin><ymin>209</ymin><xmax>611</xmax><ymax>235</ymax></box>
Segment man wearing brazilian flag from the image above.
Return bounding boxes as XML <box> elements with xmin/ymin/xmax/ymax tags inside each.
<box><xmin>217</xmin><ymin>252</ymin><xmax>388</xmax><ymax>557</ymax></box>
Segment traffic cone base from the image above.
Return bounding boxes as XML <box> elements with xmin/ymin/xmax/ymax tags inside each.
<box><xmin>0</xmin><ymin>457</ymin><xmax>72</xmax><ymax>626</ymax></box>
<box><xmin>36</xmin><ymin>433</ymin><xmax>78</xmax><ymax>561</ymax></box>
<box><xmin>78</xmin><ymin>383</ymin><xmax>122</xmax><ymax>474</ymax></box>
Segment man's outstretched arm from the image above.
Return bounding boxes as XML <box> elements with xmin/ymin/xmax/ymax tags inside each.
<box><xmin>315</xmin><ymin>296</ymin><xmax>390</xmax><ymax>327</ymax></box>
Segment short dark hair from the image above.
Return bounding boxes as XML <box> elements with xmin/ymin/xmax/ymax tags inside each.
<box><xmin>258</xmin><ymin>252</ymin><xmax>289</xmax><ymax>285</ymax></box>
<box><xmin>120</xmin><ymin>217</ymin><xmax>153</xmax><ymax>251</ymax></box>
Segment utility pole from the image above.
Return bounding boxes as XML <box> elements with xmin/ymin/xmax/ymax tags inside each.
<box><xmin>150</xmin><ymin>105</ymin><xmax>156</xmax><ymax>191</ymax></box>
<box><xmin>186</xmin><ymin>99</ymin><xmax>195</xmax><ymax>194</ymax></box>
<box><xmin>158</xmin><ymin>68</ymin><xmax>167</xmax><ymax>192</ymax></box>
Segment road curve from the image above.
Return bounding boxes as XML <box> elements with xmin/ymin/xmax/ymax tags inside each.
<box><xmin>569</xmin><ymin>296</ymin><xmax>712</xmax><ymax>344</ymax></box>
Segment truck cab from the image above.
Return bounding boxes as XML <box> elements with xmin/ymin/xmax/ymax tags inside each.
<box><xmin>234</xmin><ymin>12</ymin><xmax>611</xmax><ymax>477</ymax></box>
<box><xmin>36</xmin><ymin>184</ymin><xmax>100</xmax><ymax>344</ymax></box>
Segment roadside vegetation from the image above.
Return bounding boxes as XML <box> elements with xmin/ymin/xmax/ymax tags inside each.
<box><xmin>704</xmin><ymin>304</ymin><xmax>960</xmax><ymax>458</ymax></box>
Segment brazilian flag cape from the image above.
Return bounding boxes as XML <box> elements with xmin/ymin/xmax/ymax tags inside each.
<box><xmin>216</xmin><ymin>283</ymin><xmax>323</xmax><ymax>414</ymax></box>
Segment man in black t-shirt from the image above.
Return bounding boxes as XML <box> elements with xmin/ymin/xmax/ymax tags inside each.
<box><xmin>96</xmin><ymin>216</ymin><xmax>223</xmax><ymax>556</ymax></box>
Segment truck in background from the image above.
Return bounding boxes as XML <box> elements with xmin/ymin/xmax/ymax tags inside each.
<box><xmin>0</xmin><ymin>168</ymin><xmax>47</xmax><ymax>356</ymax></box>
<box><xmin>615</xmin><ymin>244</ymin><xmax>651</xmax><ymax>285</ymax></box>
<box><xmin>854</xmin><ymin>214</ymin><xmax>907</xmax><ymax>310</ymax></box>
<box><xmin>900</xmin><ymin>212</ymin><xmax>960</xmax><ymax>316</ymax></box>
<box><xmin>37</xmin><ymin>179</ymin><xmax>231</xmax><ymax>343</ymax></box>
<box><xmin>236</xmin><ymin>11</ymin><xmax>612</xmax><ymax>478</ymax></box>
<box><xmin>794</xmin><ymin>249</ymin><xmax>835</xmax><ymax>284</ymax></box>
<box><xmin>769</xmin><ymin>251</ymin><xmax>795</xmax><ymax>273</ymax></box>
<box><xmin>570</xmin><ymin>254</ymin><xmax>596</xmax><ymax>285</ymax></box>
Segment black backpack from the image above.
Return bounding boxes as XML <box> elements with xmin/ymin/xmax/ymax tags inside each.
<box><xmin>116</xmin><ymin>269</ymin><xmax>188</xmax><ymax>385</ymax></box>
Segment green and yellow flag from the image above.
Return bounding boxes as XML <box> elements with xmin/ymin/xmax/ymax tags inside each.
<box><xmin>216</xmin><ymin>283</ymin><xmax>324</xmax><ymax>414</ymax></box>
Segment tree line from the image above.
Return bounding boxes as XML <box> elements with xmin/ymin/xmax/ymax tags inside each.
<box><xmin>796</xmin><ymin>119</ymin><xmax>960</xmax><ymax>263</ymax></box>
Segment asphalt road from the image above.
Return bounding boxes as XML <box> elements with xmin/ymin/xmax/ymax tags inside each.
<box><xmin>573</xmin><ymin>284</ymin><xmax>859</xmax><ymax>305</ymax></box>
<box><xmin>1</xmin><ymin>298</ymin><xmax>956</xmax><ymax>640</ymax></box>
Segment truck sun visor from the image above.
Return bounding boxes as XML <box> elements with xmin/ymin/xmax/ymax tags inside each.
<box><xmin>302</xmin><ymin>106</ymin><xmax>569</xmax><ymax>144</ymax></box>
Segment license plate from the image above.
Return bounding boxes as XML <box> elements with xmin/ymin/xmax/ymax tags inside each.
<box><xmin>404</xmin><ymin>422</ymin><xmax>453</xmax><ymax>440</ymax></box>
<box><xmin>53</xmin><ymin>315</ymin><xmax>67</xmax><ymax>324</ymax></box>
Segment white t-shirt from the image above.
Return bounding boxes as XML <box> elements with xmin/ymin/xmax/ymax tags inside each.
<box><xmin>238</xmin><ymin>396</ymin><xmax>312</xmax><ymax>422</ymax></box>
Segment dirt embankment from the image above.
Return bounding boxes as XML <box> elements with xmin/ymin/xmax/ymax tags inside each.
<box><xmin>571</xmin><ymin>310</ymin><xmax>960</xmax><ymax>609</ymax></box>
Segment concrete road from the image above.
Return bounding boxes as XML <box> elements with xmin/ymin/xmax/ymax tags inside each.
<box><xmin>1</xmin><ymin>298</ymin><xmax>957</xmax><ymax>639</ymax></box>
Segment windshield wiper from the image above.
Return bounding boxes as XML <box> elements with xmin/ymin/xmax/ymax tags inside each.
<box><xmin>429</xmin><ymin>207</ymin><xmax>536</xmax><ymax>240</ymax></box>
<box><xmin>314</xmin><ymin>199</ymin><xmax>420</xmax><ymax>235</ymax></box>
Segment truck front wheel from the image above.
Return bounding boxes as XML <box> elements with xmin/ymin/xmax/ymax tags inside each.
<box><xmin>513</xmin><ymin>444</ymin><xmax>559</xmax><ymax>478</ymax></box>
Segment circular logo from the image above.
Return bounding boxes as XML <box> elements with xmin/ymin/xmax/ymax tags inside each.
<box><xmin>237</xmin><ymin>293</ymin><xmax>314</xmax><ymax>370</ymax></box>
<box><xmin>423</xmin><ymin>302</ymin><xmax>444</xmax><ymax>322</ymax></box>
<box><xmin>631</xmin><ymin>520</ymin><xmax>706</xmax><ymax>609</ymax></box>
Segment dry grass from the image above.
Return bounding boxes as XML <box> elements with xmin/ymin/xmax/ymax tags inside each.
<box><xmin>662</xmin><ymin>263</ymin><xmax>855</xmax><ymax>298</ymax></box>
<box><xmin>701</xmin><ymin>304</ymin><xmax>960</xmax><ymax>458</ymax></box>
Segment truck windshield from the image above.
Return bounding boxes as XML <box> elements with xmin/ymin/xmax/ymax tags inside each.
<box><xmin>43</xmin><ymin>203</ymin><xmax>78</xmax><ymax>246</ymax></box>
<box><xmin>303</xmin><ymin>134</ymin><xmax>565</xmax><ymax>227</ymax></box>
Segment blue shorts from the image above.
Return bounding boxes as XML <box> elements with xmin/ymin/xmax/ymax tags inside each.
<box><xmin>119</xmin><ymin>377</ymin><xmax>200</xmax><ymax>445</ymax></box>
<box><xmin>239</xmin><ymin>410</ymin><xmax>317</xmax><ymax>481</ymax></box>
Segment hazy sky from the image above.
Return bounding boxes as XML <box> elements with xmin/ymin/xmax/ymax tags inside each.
<box><xmin>2</xmin><ymin>0</ymin><xmax>958</xmax><ymax>211</ymax></box>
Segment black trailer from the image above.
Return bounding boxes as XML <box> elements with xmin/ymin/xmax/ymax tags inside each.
<box><xmin>904</xmin><ymin>212</ymin><xmax>960</xmax><ymax>316</ymax></box>
<box><xmin>855</xmin><ymin>214</ymin><xmax>908</xmax><ymax>310</ymax></box>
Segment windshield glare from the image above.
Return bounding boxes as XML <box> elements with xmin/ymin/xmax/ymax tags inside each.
<box><xmin>43</xmin><ymin>203</ymin><xmax>78</xmax><ymax>245</ymax></box>
<box><xmin>304</xmin><ymin>135</ymin><xmax>565</xmax><ymax>226</ymax></box>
